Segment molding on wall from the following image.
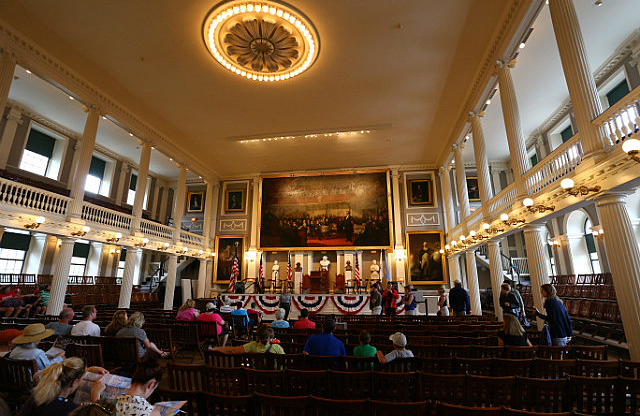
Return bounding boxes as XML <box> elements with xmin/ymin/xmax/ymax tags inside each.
<box><xmin>406</xmin><ymin>213</ymin><xmax>440</xmax><ymax>227</ymax></box>
<box><xmin>219</xmin><ymin>218</ymin><xmax>247</xmax><ymax>232</ymax></box>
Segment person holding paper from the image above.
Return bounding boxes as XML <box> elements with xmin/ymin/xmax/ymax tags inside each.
<box><xmin>9</xmin><ymin>323</ymin><xmax>63</xmax><ymax>371</ymax></box>
<box><xmin>115</xmin><ymin>358</ymin><xmax>164</xmax><ymax>416</ymax></box>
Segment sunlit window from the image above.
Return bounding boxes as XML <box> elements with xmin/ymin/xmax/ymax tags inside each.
<box><xmin>19</xmin><ymin>149</ymin><xmax>49</xmax><ymax>176</ymax></box>
<box><xmin>0</xmin><ymin>248</ymin><xmax>26</xmax><ymax>273</ymax></box>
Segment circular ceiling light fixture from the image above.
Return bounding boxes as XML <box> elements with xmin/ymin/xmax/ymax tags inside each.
<box><xmin>203</xmin><ymin>0</ymin><xmax>320</xmax><ymax>82</ymax></box>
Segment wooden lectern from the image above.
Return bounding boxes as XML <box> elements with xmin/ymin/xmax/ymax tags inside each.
<box><xmin>309</xmin><ymin>271</ymin><xmax>323</xmax><ymax>294</ymax></box>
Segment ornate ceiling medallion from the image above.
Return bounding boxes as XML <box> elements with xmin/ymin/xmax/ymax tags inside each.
<box><xmin>203</xmin><ymin>0</ymin><xmax>320</xmax><ymax>82</ymax></box>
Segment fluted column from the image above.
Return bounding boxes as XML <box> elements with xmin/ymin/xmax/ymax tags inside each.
<box><xmin>163</xmin><ymin>254</ymin><xmax>178</xmax><ymax>310</ymax></box>
<box><xmin>47</xmin><ymin>238</ymin><xmax>75</xmax><ymax>316</ymax></box>
<box><xmin>465</xmin><ymin>249</ymin><xmax>482</xmax><ymax>315</ymax></box>
<box><xmin>196</xmin><ymin>258</ymin><xmax>210</xmax><ymax>298</ymax></box>
<box><xmin>488</xmin><ymin>240</ymin><xmax>504</xmax><ymax>321</ymax></box>
<box><xmin>131</xmin><ymin>143</ymin><xmax>152</xmax><ymax>233</ymax></box>
<box><xmin>549</xmin><ymin>0</ymin><xmax>604</xmax><ymax>155</ymax></box>
<box><xmin>497</xmin><ymin>62</ymin><xmax>530</xmax><ymax>198</ymax></box>
<box><xmin>0</xmin><ymin>51</ymin><xmax>16</xmax><ymax>121</ymax></box>
<box><xmin>595</xmin><ymin>192</ymin><xmax>640</xmax><ymax>360</ymax></box>
<box><xmin>440</xmin><ymin>167</ymin><xmax>457</xmax><ymax>230</ymax></box>
<box><xmin>247</xmin><ymin>176</ymin><xmax>260</xmax><ymax>281</ymax></box>
<box><xmin>447</xmin><ymin>255</ymin><xmax>462</xmax><ymax>288</ymax></box>
<box><xmin>202</xmin><ymin>181</ymin><xmax>215</xmax><ymax>249</ymax></box>
<box><xmin>523</xmin><ymin>224</ymin><xmax>551</xmax><ymax>330</ymax></box>
<box><xmin>391</xmin><ymin>169</ymin><xmax>406</xmax><ymax>283</ymax></box>
<box><xmin>470</xmin><ymin>114</ymin><xmax>494</xmax><ymax>217</ymax></box>
<box><xmin>119</xmin><ymin>247</ymin><xmax>141</xmax><ymax>308</ymax></box>
<box><xmin>0</xmin><ymin>108</ymin><xmax>22</xmax><ymax>169</ymax></box>
<box><xmin>68</xmin><ymin>108</ymin><xmax>100</xmax><ymax>220</ymax></box>
<box><xmin>173</xmin><ymin>166</ymin><xmax>187</xmax><ymax>243</ymax></box>
<box><xmin>453</xmin><ymin>144</ymin><xmax>470</xmax><ymax>222</ymax></box>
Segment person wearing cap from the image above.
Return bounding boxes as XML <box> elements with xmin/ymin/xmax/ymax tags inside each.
<box><xmin>376</xmin><ymin>332</ymin><xmax>413</xmax><ymax>364</ymax></box>
<box><xmin>71</xmin><ymin>305</ymin><xmax>100</xmax><ymax>337</ymax></box>
<box><xmin>0</xmin><ymin>328</ymin><xmax>23</xmax><ymax>354</ymax></box>
<box><xmin>449</xmin><ymin>280</ymin><xmax>471</xmax><ymax>316</ymax></box>
<box><xmin>197</xmin><ymin>302</ymin><xmax>229</xmax><ymax>346</ymax></box>
<box><xmin>45</xmin><ymin>308</ymin><xmax>75</xmax><ymax>336</ymax></box>
<box><xmin>9</xmin><ymin>323</ymin><xmax>63</xmax><ymax>371</ymax></box>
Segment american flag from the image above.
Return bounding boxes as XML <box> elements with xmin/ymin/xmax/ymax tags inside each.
<box><xmin>286</xmin><ymin>254</ymin><xmax>293</xmax><ymax>281</ymax></box>
<box><xmin>227</xmin><ymin>248</ymin><xmax>239</xmax><ymax>293</ymax></box>
<box><xmin>354</xmin><ymin>256</ymin><xmax>361</xmax><ymax>284</ymax></box>
<box><xmin>257</xmin><ymin>253</ymin><xmax>264</xmax><ymax>292</ymax></box>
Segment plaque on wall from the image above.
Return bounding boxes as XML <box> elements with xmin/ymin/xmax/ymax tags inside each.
<box><xmin>406</xmin><ymin>213</ymin><xmax>440</xmax><ymax>227</ymax></box>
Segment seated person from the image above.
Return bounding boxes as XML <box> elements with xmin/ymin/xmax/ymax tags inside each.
<box><xmin>175</xmin><ymin>299</ymin><xmax>199</xmax><ymax>321</ymax></box>
<box><xmin>353</xmin><ymin>330</ymin><xmax>376</xmax><ymax>357</ymax></box>
<box><xmin>103</xmin><ymin>310</ymin><xmax>128</xmax><ymax>337</ymax></box>
<box><xmin>270</xmin><ymin>308</ymin><xmax>290</xmax><ymax>328</ymax></box>
<box><xmin>71</xmin><ymin>305</ymin><xmax>100</xmax><ymax>337</ymax></box>
<box><xmin>293</xmin><ymin>308</ymin><xmax>316</xmax><ymax>330</ymax></box>
<box><xmin>197</xmin><ymin>302</ymin><xmax>229</xmax><ymax>347</ymax></box>
<box><xmin>0</xmin><ymin>285</ymin><xmax>24</xmax><ymax>318</ymax></box>
<box><xmin>231</xmin><ymin>302</ymin><xmax>249</xmax><ymax>324</ymax></box>
<box><xmin>9</xmin><ymin>323</ymin><xmax>63</xmax><ymax>371</ymax></box>
<box><xmin>497</xmin><ymin>313</ymin><xmax>532</xmax><ymax>346</ymax></box>
<box><xmin>376</xmin><ymin>332</ymin><xmax>413</xmax><ymax>364</ymax></box>
<box><xmin>219</xmin><ymin>299</ymin><xmax>234</xmax><ymax>314</ymax></box>
<box><xmin>247</xmin><ymin>302</ymin><xmax>262</xmax><ymax>326</ymax></box>
<box><xmin>213</xmin><ymin>324</ymin><xmax>285</xmax><ymax>354</ymax></box>
<box><xmin>115</xmin><ymin>357</ymin><xmax>164</xmax><ymax>416</ymax></box>
<box><xmin>303</xmin><ymin>317</ymin><xmax>346</xmax><ymax>356</ymax></box>
<box><xmin>0</xmin><ymin>328</ymin><xmax>23</xmax><ymax>355</ymax></box>
<box><xmin>115</xmin><ymin>312</ymin><xmax>168</xmax><ymax>358</ymax></box>
<box><xmin>45</xmin><ymin>308</ymin><xmax>75</xmax><ymax>336</ymax></box>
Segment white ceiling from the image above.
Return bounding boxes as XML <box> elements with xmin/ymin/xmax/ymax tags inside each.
<box><xmin>0</xmin><ymin>0</ymin><xmax>511</xmax><ymax>178</ymax></box>
<box><xmin>463</xmin><ymin>0</ymin><xmax>640</xmax><ymax>164</ymax></box>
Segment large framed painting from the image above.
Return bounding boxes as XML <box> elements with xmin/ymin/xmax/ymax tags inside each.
<box><xmin>186</xmin><ymin>191</ymin><xmax>204</xmax><ymax>213</ymax></box>
<box><xmin>407</xmin><ymin>179</ymin><xmax>433</xmax><ymax>206</ymax></box>
<box><xmin>259</xmin><ymin>170</ymin><xmax>392</xmax><ymax>250</ymax></box>
<box><xmin>466</xmin><ymin>177</ymin><xmax>480</xmax><ymax>202</ymax></box>
<box><xmin>214</xmin><ymin>236</ymin><xmax>244</xmax><ymax>283</ymax></box>
<box><xmin>225</xmin><ymin>188</ymin><xmax>245</xmax><ymax>213</ymax></box>
<box><xmin>406</xmin><ymin>231</ymin><xmax>446</xmax><ymax>284</ymax></box>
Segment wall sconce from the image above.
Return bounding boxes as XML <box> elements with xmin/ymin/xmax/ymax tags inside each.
<box><xmin>482</xmin><ymin>223</ymin><xmax>504</xmax><ymax>234</ymax></box>
<box><xmin>622</xmin><ymin>138</ymin><xmax>640</xmax><ymax>162</ymax></box>
<box><xmin>394</xmin><ymin>249</ymin><xmax>406</xmax><ymax>261</ymax></box>
<box><xmin>107</xmin><ymin>232</ymin><xmax>122</xmax><ymax>243</ymax></box>
<box><xmin>211</xmin><ymin>252</ymin><xmax>216</xmax><ymax>257</ymax></box>
<box><xmin>176</xmin><ymin>247</ymin><xmax>189</xmax><ymax>254</ymax></box>
<box><xmin>500</xmin><ymin>213</ymin><xmax>525</xmax><ymax>226</ymax></box>
<box><xmin>135</xmin><ymin>238</ymin><xmax>149</xmax><ymax>248</ymax></box>
<box><xmin>246</xmin><ymin>250</ymin><xmax>257</xmax><ymax>262</ymax></box>
<box><xmin>71</xmin><ymin>226</ymin><xmax>91</xmax><ymax>237</ymax></box>
<box><xmin>523</xmin><ymin>198</ymin><xmax>555</xmax><ymax>213</ymax></box>
<box><xmin>109</xmin><ymin>248</ymin><xmax>121</xmax><ymax>255</ymax></box>
<box><xmin>198</xmin><ymin>249</ymin><xmax>204</xmax><ymax>255</ymax></box>
<box><xmin>158</xmin><ymin>242</ymin><xmax>170</xmax><ymax>250</ymax></box>
<box><xmin>560</xmin><ymin>178</ymin><xmax>601</xmax><ymax>196</ymax></box>
<box><xmin>592</xmin><ymin>226</ymin><xmax>604</xmax><ymax>239</ymax></box>
<box><xmin>25</xmin><ymin>216</ymin><xmax>45</xmax><ymax>229</ymax></box>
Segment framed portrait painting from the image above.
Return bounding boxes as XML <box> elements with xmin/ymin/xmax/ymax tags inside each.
<box><xmin>466</xmin><ymin>177</ymin><xmax>480</xmax><ymax>202</ymax></box>
<box><xmin>214</xmin><ymin>236</ymin><xmax>244</xmax><ymax>283</ymax></box>
<box><xmin>225</xmin><ymin>189</ymin><xmax>245</xmax><ymax>213</ymax></box>
<box><xmin>407</xmin><ymin>179</ymin><xmax>433</xmax><ymax>206</ymax></box>
<box><xmin>406</xmin><ymin>231</ymin><xmax>446</xmax><ymax>284</ymax></box>
<box><xmin>186</xmin><ymin>191</ymin><xmax>204</xmax><ymax>213</ymax></box>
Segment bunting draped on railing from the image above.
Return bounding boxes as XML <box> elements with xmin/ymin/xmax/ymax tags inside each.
<box><xmin>221</xmin><ymin>294</ymin><xmax>251</xmax><ymax>307</ymax></box>
<box><xmin>253</xmin><ymin>295</ymin><xmax>282</xmax><ymax>314</ymax></box>
<box><xmin>292</xmin><ymin>295</ymin><xmax>330</xmax><ymax>314</ymax></box>
<box><xmin>331</xmin><ymin>295</ymin><xmax>368</xmax><ymax>315</ymax></box>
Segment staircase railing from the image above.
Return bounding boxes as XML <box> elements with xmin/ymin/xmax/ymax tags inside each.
<box><xmin>146</xmin><ymin>260</ymin><xmax>167</xmax><ymax>293</ymax></box>
<box><xmin>475</xmin><ymin>244</ymin><xmax>521</xmax><ymax>283</ymax></box>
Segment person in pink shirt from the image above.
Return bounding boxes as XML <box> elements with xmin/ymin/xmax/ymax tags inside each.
<box><xmin>294</xmin><ymin>308</ymin><xmax>316</xmax><ymax>330</ymax></box>
<box><xmin>176</xmin><ymin>299</ymin><xmax>200</xmax><ymax>321</ymax></box>
<box><xmin>197</xmin><ymin>302</ymin><xmax>229</xmax><ymax>346</ymax></box>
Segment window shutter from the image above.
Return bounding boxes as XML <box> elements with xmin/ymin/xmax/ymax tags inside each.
<box><xmin>72</xmin><ymin>242</ymin><xmax>91</xmax><ymax>258</ymax></box>
<box><xmin>606</xmin><ymin>81</ymin><xmax>630</xmax><ymax>107</ymax></box>
<box><xmin>88</xmin><ymin>156</ymin><xmax>106</xmax><ymax>180</ymax></box>
<box><xmin>25</xmin><ymin>129</ymin><xmax>56</xmax><ymax>158</ymax></box>
<box><xmin>560</xmin><ymin>126</ymin><xmax>573</xmax><ymax>143</ymax></box>
<box><xmin>585</xmin><ymin>233</ymin><xmax>597</xmax><ymax>254</ymax></box>
<box><xmin>129</xmin><ymin>173</ymin><xmax>138</xmax><ymax>191</ymax></box>
<box><xmin>120</xmin><ymin>248</ymin><xmax>127</xmax><ymax>261</ymax></box>
<box><xmin>0</xmin><ymin>232</ymin><xmax>32</xmax><ymax>251</ymax></box>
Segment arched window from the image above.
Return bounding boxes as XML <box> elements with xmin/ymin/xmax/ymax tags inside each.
<box><xmin>584</xmin><ymin>218</ymin><xmax>601</xmax><ymax>273</ymax></box>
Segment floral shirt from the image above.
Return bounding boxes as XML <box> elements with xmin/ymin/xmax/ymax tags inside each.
<box><xmin>115</xmin><ymin>394</ymin><xmax>154</xmax><ymax>416</ymax></box>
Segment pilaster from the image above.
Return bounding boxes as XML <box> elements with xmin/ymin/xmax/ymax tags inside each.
<box><xmin>0</xmin><ymin>51</ymin><xmax>16</xmax><ymax>124</ymax></box>
<box><xmin>523</xmin><ymin>224</ymin><xmax>551</xmax><ymax>330</ymax></box>
<box><xmin>453</xmin><ymin>144</ymin><xmax>470</xmax><ymax>224</ymax></box>
<box><xmin>440</xmin><ymin>167</ymin><xmax>457</xmax><ymax>232</ymax></box>
<box><xmin>0</xmin><ymin>108</ymin><xmax>22</xmax><ymax>169</ymax></box>
<box><xmin>391</xmin><ymin>169</ymin><xmax>406</xmax><ymax>283</ymax></box>
<box><xmin>470</xmin><ymin>114</ymin><xmax>494</xmax><ymax>218</ymax></box>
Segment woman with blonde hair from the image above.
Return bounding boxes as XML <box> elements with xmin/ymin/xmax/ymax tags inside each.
<box><xmin>498</xmin><ymin>313</ymin><xmax>532</xmax><ymax>346</ymax></box>
<box><xmin>18</xmin><ymin>357</ymin><xmax>104</xmax><ymax>416</ymax></box>
<box><xmin>116</xmin><ymin>312</ymin><xmax>168</xmax><ymax>358</ymax></box>
<box><xmin>535</xmin><ymin>283</ymin><xmax>572</xmax><ymax>346</ymax></box>
<box><xmin>103</xmin><ymin>310</ymin><xmax>127</xmax><ymax>337</ymax></box>
<box><xmin>437</xmin><ymin>286</ymin><xmax>449</xmax><ymax>316</ymax></box>
<box><xmin>175</xmin><ymin>299</ymin><xmax>199</xmax><ymax>321</ymax></box>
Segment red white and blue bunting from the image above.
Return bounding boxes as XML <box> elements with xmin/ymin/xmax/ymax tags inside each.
<box><xmin>221</xmin><ymin>294</ymin><xmax>251</xmax><ymax>308</ymax></box>
<box><xmin>292</xmin><ymin>295</ymin><xmax>329</xmax><ymax>314</ymax></box>
<box><xmin>331</xmin><ymin>295</ymin><xmax>368</xmax><ymax>315</ymax></box>
<box><xmin>253</xmin><ymin>295</ymin><xmax>282</xmax><ymax>315</ymax></box>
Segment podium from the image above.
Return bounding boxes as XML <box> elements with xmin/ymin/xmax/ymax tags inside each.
<box><xmin>335</xmin><ymin>273</ymin><xmax>345</xmax><ymax>293</ymax></box>
<box><xmin>309</xmin><ymin>271</ymin><xmax>322</xmax><ymax>293</ymax></box>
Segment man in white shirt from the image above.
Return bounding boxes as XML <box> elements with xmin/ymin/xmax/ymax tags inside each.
<box><xmin>219</xmin><ymin>299</ymin><xmax>234</xmax><ymax>314</ymax></box>
<box><xmin>70</xmin><ymin>305</ymin><xmax>100</xmax><ymax>337</ymax></box>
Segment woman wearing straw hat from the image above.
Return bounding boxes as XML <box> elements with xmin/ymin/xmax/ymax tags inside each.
<box><xmin>9</xmin><ymin>323</ymin><xmax>63</xmax><ymax>371</ymax></box>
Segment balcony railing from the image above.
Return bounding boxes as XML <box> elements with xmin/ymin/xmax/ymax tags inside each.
<box><xmin>140</xmin><ymin>219</ymin><xmax>174</xmax><ymax>241</ymax></box>
<box><xmin>81</xmin><ymin>202</ymin><xmax>132</xmax><ymax>231</ymax></box>
<box><xmin>487</xmin><ymin>183</ymin><xmax>516</xmax><ymax>219</ymax></box>
<box><xmin>180</xmin><ymin>230</ymin><xmax>206</xmax><ymax>246</ymax></box>
<box><xmin>0</xmin><ymin>177</ymin><xmax>71</xmax><ymax>216</ymax></box>
<box><xmin>593</xmin><ymin>87</ymin><xmax>640</xmax><ymax>149</ymax></box>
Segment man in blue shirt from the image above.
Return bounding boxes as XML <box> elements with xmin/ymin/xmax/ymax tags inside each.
<box><xmin>303</xmin><ymin>317</ymin><xmax>345</xmax><ymax>356</ymax></box>
<box><xmin>449</xmin><ymin>280</ymin><xmax>471</xmax><ymax>316</ymax></box>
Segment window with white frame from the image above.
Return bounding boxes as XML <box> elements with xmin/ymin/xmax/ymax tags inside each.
<box><xmin>20</xmin><ymin>128</ymin><xmax>56</xmax><ymax>176</ymax></box>
<box><xmin>69</xmin><ymin>241</ymin><xmax>90</xmax><ymax>276</ymax></box>
<box><xmin>85</xmin><ymin>156</ymin><xmax>107</xmax><ymax>194</ymax></box>
<box><xmin>127</xmin><ymin>173</ymin><xmax>137</xmax><ymax>206</ymax></box>
<box><xmin>116</xmin><ymin>249</ymin><xmax>126</xmax><ymax>278</ymax></box>
<box><xmin>0</xmin><ymin>230</ymin><xmax>32</xmax><ymax>274</ymax></box>
<box><xmin>584</xmin><ymin>218</ymin><xmax>601</xmax><ymax>274</ymax></box>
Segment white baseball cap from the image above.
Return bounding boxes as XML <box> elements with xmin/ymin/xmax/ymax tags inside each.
<box><xmin>205</xmin><ymin>302</ymin><xmax>215</xmax><ymax>310</ymax></box>
<box><xmin>389</xmin><ymin>332</ymin><xmax>407</xmax><ymax>348</ymax></box>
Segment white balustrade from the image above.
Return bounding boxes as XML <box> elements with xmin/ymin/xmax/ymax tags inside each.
<box><xmin>523</xmin><ymin>133</ymin><xmax>583</xmax><ymax>195</ymax></box>
<box><xmin>512</xmin><ymin>257</ymin><xmax>530</xmax><ymax>276</ymax></box>
<box><xmin>140</xmin><ymin>219</ymin><xmax>174</xmax><ymax>240</ymax></box>
<box><xmin>593</xmin><ymin>85</ymin><xmax>640</xmax><ymax>149</ymax></box>
<box><xmin>466</xmin><ymin>209</ymin><xmax>483</xmax><ymax>231</ymax></box>
<box><xmin>0</xmin><ymin>177</ymin><xmax>71</xmax><ymax>216</ymax></box>
<box><xmin>81</xmin><ymin>202</ymin><xmax>132</xmax><ymax>230</ymax></box>
<box><xmin>180</xmin><ymin>230</ymin><xmax>205</xmax><ymax>246</ymax></box>
<box><xmin>487</xmin><ymin>183</ymin><xmax>516</xmax><ymax>219</ymax></box>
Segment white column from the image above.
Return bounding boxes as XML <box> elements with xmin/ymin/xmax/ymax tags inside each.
<box><xmin>549</xmin><ymin>0</ymin><xmax>604</xmax><ymax>155</ymax></box>
<box><xmin>523</xmin><ymin>224</ymin><xmax>551</xmax><ymax>330</ymax></box>
<box><xmin>0</xmin><ymin>51</ymin><xmax>16</xmax><ymax>126</ymax></box>
<box><xmin>202</xmin><ymin>181</ymin><xmax>215</xmax><ymax>249</ymax></box>
<box><xmin>0</xmin><ymin>108</ymin><xmax>22</xmax><ymax>169</ymax></box>
<box><xmin>390</xmin><ymin>169</ymin><xmax>406</xmax><ymax>283</ymax></box>
<box><xmin>131</xmin><ymin>143</ymin><xmax>152</xmax><ymax>233</ymax></box>
<box><xmin>204</xmin><ymin>260</ymin><xmax>214</xmax><ymax>297</ymax></box>
<box><xmin>557</xmin><ymin>235</ymin><xmax>574</xmax><ymax>275</ymax></box>
<box><xmin>67</xmin><ymin>108</ymin><xmax>100</xmax><ymax>221</ymax></box>
<box><xmin>181</xmin><ymin>278</ymin><xmax>192</xmax><ymax>304</ymax></box>
<box><xmin>47</xmin><ymin>238</ymin><xmax>74</xmax><ymax>316</ymax></box>
<box><xmin>453</xmin><ymin>144</ymin><xmax>470</xmax><ymax>221</ymax></box>
<box><xmin>447</xmin><ymin>255</ymin><xmax>462</xmax><ymax>288</ymax></box>
<box><xmin>196</xmin><ymin>258</ymin><xmax>208</xmax><ymax>298</ymax></box>
<box><xmin>465</xmin><ymin>249</ymin><xmax>482</xmax><ymax>315</ymax></box>
<box><xmin>470</xmin><ymin>114</ymin><xmax>494</xmax><ymax>216</ymax></box>
<box><xmin>247</xmin><ymin>176</ymin><xmax>260</xmax><ymax>281</ymax></box>
<box><xmin>488</xmin><ymin>240</ymin><xmax>504</xmax><ymax>321</ymax></box>
<box><xmin>85</xmin><ymin>241</ymin><xmax>102</xmax><ymax>277</ymax></box>
<box><xmin>172</xmin><ymin>166</ymin><xmax>187</xmax><ymax>243</ymax></box>
<box><xmin>595</xmin><ymin>192</ymin><xmax>640</xmax><ymax>361</ymax></box>
<box><xmin>497</xmin><ymin>62</ymin><xmax>531</xmax><ymax>198</ymax></box>
<box><xmin>118</xmin><ymin>247</ymin><xmax>141</xmax><ymax>308</ymax></box>
<box><xmin>440</xmin><ymin>167</ymin><xmax>457</xmax><ymax>230</ymax></box>
<box><xmin>163</xmin><ymin>254</ymin><xmax>178</xmax><ymax>310</ymax></box>
<box><xmin>23</xmin><ymin>233</ymin><xmax>47</xmax><ymax>275</ymax></box>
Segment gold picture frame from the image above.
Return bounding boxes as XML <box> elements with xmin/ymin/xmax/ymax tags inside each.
<box><xmin>186</xmin><ymin>191</ymin><xmax>204</xmax><ymax>213</ymax></box>
<box><xmin>225</xmin><ymin>188</ymin><xmax>245</xmax><ymax>213</ymax></box>
<box><xmin>467</xmin><ymin>176</ymin><xmax>480</xmax><ymax>202</ymax></box>
<box><xmin>407</xmin><ymin>178</ymin><xmax>433</xmax><ymax>206</ymax></box>
<box><xmin>406</xmin><ymin>230</ymin><xmax>446</xmax><ymax>285</ymax></box>
<box><xmin>213</xmin><ymin>236</ymin><xmax>244</xmax><ymax>284</ymax></box>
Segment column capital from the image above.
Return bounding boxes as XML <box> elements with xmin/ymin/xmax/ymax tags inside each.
<box><xmin>6</xmin><ymin>107</ymin><xmax>22</xmax><ymax>123</ymax></box>
<box><xmin>595</xmin><ymin>191</ymin><xmax>634</xmax><ymax>208</ymax></box>
<box><xmin>522</xmin><ymin>223</ymin><xmax>548</xmax><ymax>235</ymax></box>
<box><xmin>496</xmin><ymin>59</ymin><xmax>516</xmax><ymax>70</ymax></box>
<box><xmin>487</xmin><ymin>239</ymin><xmax>500</xmax><ymax>248</ymax></box>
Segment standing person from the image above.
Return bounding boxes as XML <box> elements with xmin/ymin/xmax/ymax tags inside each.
<box><xmin>303</xmin><ymin>317</ymin><xmax>346</xmax><ymax>356</ymax></box>
<box><xmin>175</xmin><ymin>299</ymin><xmax>199</xmax><ymax>321</ymax></box>
<box><xmin>505</xmin><ymin>279</ymin><xmax>525</xmax><ymax>319</ymax></box>
<box><xmin>370</xmin><ymin>287</ymin><xmax>382</xmax><ymax>315</ymax></box>
<box><xmin>294</xmin><ymin>308</ymin><xmax>316</xmax><ymax>330</ymax></box>
<box><xmin>534</xmin><ymin>283</ymin><xmax>572</xmax><ymax>346</ymax></box>
<box><xmin>449</xmin><ymin>280</ymin><xmax>471</xmax><ymax>316</ymax></box>
<box><xmin>381</xmin><ymin>282</ymin><xmax>398</xmax><ymax>316</ymax></box>
<box><xmin>437</xmin><ymin>286</ymin><xmax>449</xmax><ymax>316</ymax></box>
<box><xmin>402</xmin><ymin>287</ymin><xmax>416</xmax><ymax>316</ymax></box>
<box><xmin>103</xmin><ymin>310</ymin><xmax>127</xmax><ymax>337</ymax></box>
<box><xmin>45</xmin><ymin>308</ymin><xmax>75</xmax><ymax>336</ymax></box>
<box><xmin>376</xmin><ymin>332</ymin><xmax>414</xmax><ymax>364</ymax></box>
<box><xmin>9</xmin><ymin>323</ymin><xmax>63</xmax><ymax>371</ymax></box>
<box><xmin>279</xmin><ymin>285</ymin><xmax>292</xmax><ymax>320</ymax></box>
<box><xmin>499</xmin><ymin>282</ymin><xmax>521</xmax><ymax>317</ymax></box>
<box><xmin>71</xmin><ymin>305</ymin><xmax>100</xmax><ymax>337</ymax></box>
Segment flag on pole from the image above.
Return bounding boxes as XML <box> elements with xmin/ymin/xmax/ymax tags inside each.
<box><xmin>286</xmin><ymin>252</ymin><xmax>293</xmax><ymax>281</ymax></box>
<box><xmin>354</xmin><ymin>256</ymin><xmax>361</xmax><ymax>285</ymax></box>
<box><xmin>383</xmin><ymin>249</ymin><xmax>390</xmax><ymax>282</ymax></box>
<box><xmin>257</xmin><ymin>253</ymin><xmax>264</xmax><ymax>293</ymax></box>
<box><xmin>228</xmin><ymin>247</ymin><xmax>239</xmax><ymax>293</ymax></box>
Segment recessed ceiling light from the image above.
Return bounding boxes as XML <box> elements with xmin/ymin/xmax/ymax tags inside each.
<box><xmin>25</xmin><ymin>69</ymin><xmax>32</xmax><ymax>74</ymax></box>
<box><xmin>69</xmin><ymin>96</ymin><xmax>74</xmax><ymax>100</ymax></box>
<box><xmin>519</xmin><ymin>42</ymin><xmax>526</xmax><ymax>49</ymax></box>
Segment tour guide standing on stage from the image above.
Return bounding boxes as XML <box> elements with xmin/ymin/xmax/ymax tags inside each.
<box><xmin>382</xmin><ymin>282</ymin><xmax>398</xmax><ymax>316</ymax></box>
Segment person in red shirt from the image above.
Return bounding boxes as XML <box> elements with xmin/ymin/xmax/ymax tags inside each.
<box><xmin>294</xmin><ymin>308</ymin><xmax>316</xmax><ymax>330</ymax></box>
<box><xmin>381</xmin><ymin>282</ymin><xmax>398</xmax><ymax>316</ymax></box>
<box><xmin>197</xmin><ymin>302</ymin><xmax>230</xmax><ymax>346</ymax></box>
<box><xmin>247</xmin><ymin>302</ymin><xmax>262</xmax><ymax>328</ymax></box>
